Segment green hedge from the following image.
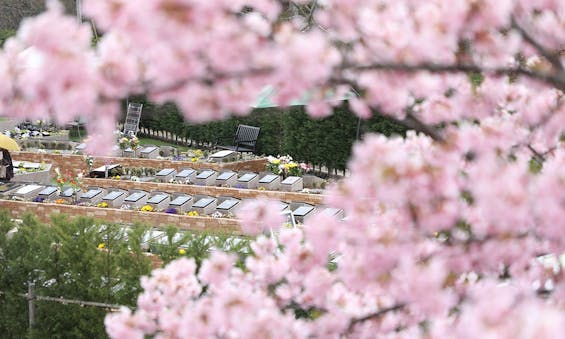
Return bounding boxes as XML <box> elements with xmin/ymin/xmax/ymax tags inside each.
<box><xmin>0</xmin><ymin>29</ymin><xmax>16</xmax><ymax>47</ymax></box>
<box><xmin>137</xmin><ymin>97</ymin><xmax>407</xmax><ymax>172</ymax></box>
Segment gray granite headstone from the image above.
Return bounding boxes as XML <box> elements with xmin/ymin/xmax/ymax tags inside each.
<box><xmin>237</xmin><ymin>173</ymin><xmax>259</xmax><ymax>189</ymax></box>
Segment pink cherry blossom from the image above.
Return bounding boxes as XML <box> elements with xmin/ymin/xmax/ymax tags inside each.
<box><xmin>4</xmin><ymin>0</ymin><xmax>565</xmax><ymax>337</ymax></box>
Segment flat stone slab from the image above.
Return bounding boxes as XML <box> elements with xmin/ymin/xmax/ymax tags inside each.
<box><xmin>209</xmin><ymin>150</ymin><xmax>237</xmax><ymax>162</ymax></box>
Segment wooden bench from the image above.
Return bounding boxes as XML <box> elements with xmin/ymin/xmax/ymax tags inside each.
<box><xmin>216</xmin><ymin>124</ymin><xmax>261</xmax><ymax>154</ymax></box>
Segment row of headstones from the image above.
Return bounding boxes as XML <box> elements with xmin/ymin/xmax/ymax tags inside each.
<box><xmin>141</xmin><ymin>167</ymin><xmax>304</xmax><ymax>192</ymax></box>
<box><xmin>77</xmin><ymin>144</ymin><xmax>183</xmax><ymax>159</ymax></box>
<box><xmin>76</xmin><ymin>144</ymin><xmax>173</xmax><ymax>158</ymax></box>
<box><xmin>91</xmin><ymin>164</ymin><xmax>307</xmax><ymax>192</ymax></box>
<box><xmin>2</xmin><ymin>182</ymin><xmax>343</xmax><ymax>223</ymax></box>
<box><xmin>122</xmin><ymin>147</ymin><xmax>237</xmax><ymax>162</ymax></box>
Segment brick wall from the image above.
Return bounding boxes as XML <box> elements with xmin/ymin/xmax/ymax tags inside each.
<box><xmin>0</xmin><ymin>200</ymin><xmax>242</xmax><ymax>234</ymax></box>
<box><xmin>12</xmin><ymin>151</ymin><xmax>268</xmax><ymax>177</ymax></box>
<box><xmin>82</xmin><ymin>178</ymin><xmax>326</xmax><ymax>205</ymax></box>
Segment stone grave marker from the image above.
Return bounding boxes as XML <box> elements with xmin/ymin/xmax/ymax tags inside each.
<box><xmin>122</xmin><ymin>147</ymin><xmax>137</xmax><ymax>158</ymax></box>
<box><xmin>292</xmin><ymin>204</ymin><xmax>316</xmax><ymax>224</ymax></box>
<box><xmin>155</xmin><ymin>168</ymin><xmax>177</xmax><ymax>183</ymax></box>
<box><xmin>79</xmin><ymin>187</ymin><xmax>106</xmax><ymax>205</ymax></box>
<box><xmin>320</xmin><ymin>207</ymin><xmax>345</xmax><ymax>220</ymax></box>
<box><xmin>59</xmin><ymin>187</ymin><xmax>80</xmax><ymax>202</ymax></box>
<box><xmin>36</xmin><ymin>186</ymin><xmax>58</xmax><ymax>201</ymax></box>
<box><xmin>216</xmin><ymin>198</ymin><xmax>240</xmax><ymax>216</ymax></box>
<box><xmin>10</xmin><ymin>184</ymin><xmax>44</xmax><ymax>201</ymax></box>
<box><xmin>237</xmin><ymin>172</ymin><xmax>259</xmax><ymax>189</ymax></box>
<box><xmin>258</xmin><ymin>174</ymin><xmax>281</xmax><ymax>190</ymax></box>
<box><xmin>194</xmin><ymin>169</ymin><xmax>218</xmax><ymax>186</ymax></box>
<box><xmin>124</xmin><ymin>191</ymin><xmax>149</xmax><ymax>208</ymax></box>
<box><xmin>280</xmin><ymin>176</ymin><xmax>303</xmax><ymax>192</ymax></box>
<box><xmin>191</xmin><ymin>196</ymin><xmax>217</xmax><ymax>215</ymax></box>
<box><xmin>168</xmin><ymin>195</ymin><xmax>193</xmax><ymax>213</ymax></box>
<box><xmin>175</xmin><ymin>168</ymin><xmax>196</xmax><ymax>183</ymax></box>
<box><xmin>102</xmin><ymin>190</ymin><xmax>127</xmax><ymax>208</ymax></box>
<box><xmin>140</xmin><ymin>146</ymin><xmax>159</xmax><ymax>159</ymax></box>
<box><xmin>0</xmin><ymin>182</ymin><xmax>21</xmax><ymax>196</ymax></box>
<box><xmin>22</xmin><ymin>162</ymin><xmax>41</xmax><ymax>169</ymax></box>
<box><xmin>215</xmin><ymin>171</ymin><xmax>237</xmax><ymax>187</ymax></box>
<box><xmin>208</xmin><ymin>150</ymin><xmax>237</xmax><ymax>163</ymax></box>
<box><xmin>147</xmin><ymin>193</ymin><xmax>171</xmax><ymax>211</ymax></box>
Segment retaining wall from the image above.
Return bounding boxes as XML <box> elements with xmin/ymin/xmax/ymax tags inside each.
<box><xmin>0</xmin><ymin>200</ymin><xmax>242</xmax><ymax>234</ymax></box>
<box><xmin>12</xmin><ymin>151</ymin><xmax>268</xmax><ymax>176</ymax></box>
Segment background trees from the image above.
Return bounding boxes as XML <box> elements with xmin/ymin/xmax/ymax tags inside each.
<box><xmin>0</xmin><ymin>211</ymin><xmax>250</xmax><ymax>338</ymax></box>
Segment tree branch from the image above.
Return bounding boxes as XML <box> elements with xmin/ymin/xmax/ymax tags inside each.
<box><xmin>302</xmin><ymin>0</ymin><xmax>318</xmax><ymax>31</ymax></box>
<box><xmin>345</xmin><ymin>304</ymin><xmax>406</xmax><ymax>334</ymax></box>
<box><xmin>527</xmin><ymin>144</ymin><xmax>545</xmax><ymax>165</ymax></box>
<box><xmin>396</xmin><ymin>113</ymin><xmax>445</xmax><ymax>142</ymax></box>
<box><xmin>511</xmin><ymin>16</ymin><xmax>564</xmax><ymax>74</ymax></box>
<box><xmin>344</xmin><ymin>62</ymin><xmax>565</xmax><ymax>92</ymax></box>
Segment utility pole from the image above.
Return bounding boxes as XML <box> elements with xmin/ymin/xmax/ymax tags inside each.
<box><xmin>28</xmin><ymin>281</ymin><xmax>35</xmax><ymax>332</ymax></box>
<box><xmin>76</xmin><ymin>0</ymin><xmax>82</xmax><ymax>23</ymax></box>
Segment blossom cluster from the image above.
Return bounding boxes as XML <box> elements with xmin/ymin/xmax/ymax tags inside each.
<box><xmin>3</xmin><ymin>0</ymin><xmax>565</xmax><ymax>337</ymax></box>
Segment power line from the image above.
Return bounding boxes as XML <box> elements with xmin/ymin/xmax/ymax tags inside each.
<box><xmin>0</xmin><ymin>289</ymin><xmax>128</xmax><ymax>311</ymax></box>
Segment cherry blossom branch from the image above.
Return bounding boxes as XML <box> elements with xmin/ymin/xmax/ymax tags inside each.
<box><xmin>301</xmin><ymin>0</ymin><xmax>318</xmax><ymax>31</ymax></box>
<box><xmin>510</xmin><ymin>16</ymin><xmax>564</xmax><ymax>74</ymax></box>
<box><xmin>527</xmin><ymin>144</ymin><xmax>545</xmax><ymax>165</ymax></box>
<box><xmin>345</xmin><ymin>304</ymin><xmax>406</xmax><ymax>334</ymax></box>
<box><xmin>344</xmin><ymin>62</ymin><xmax>565</xmax><ymax>92</ymax></box>
<box><xmin>392</xmin><ymin>113</ymin><xmax>445</xmax><ymax>143</ymax></box>
<box><xmin>146</xmin><ymin>67</ymin><xmax>274</xmax><ymax>96</ymax></box>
